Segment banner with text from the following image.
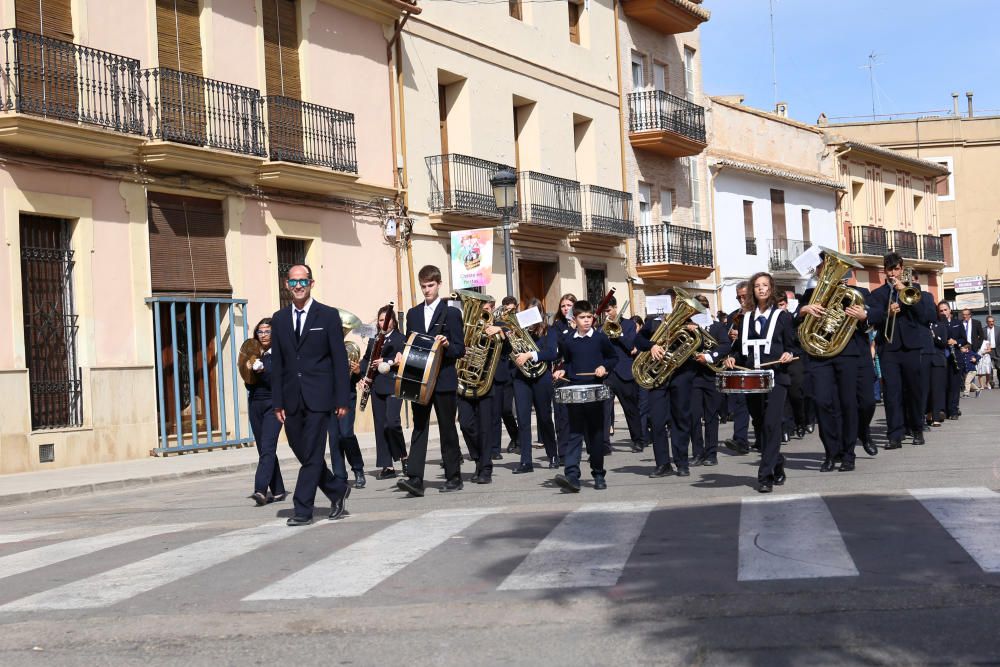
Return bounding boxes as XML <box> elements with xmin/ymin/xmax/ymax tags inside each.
<box><xmin>451</xmin><ymin>228</ymin><xmax>494</xmax><ymax>289</ymax></box>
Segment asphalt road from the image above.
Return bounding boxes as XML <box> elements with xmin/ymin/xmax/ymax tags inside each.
<box><xmin>1</xmin><ymin>394</ymin><xmax>999</xmax><ymax>666</ymax></box>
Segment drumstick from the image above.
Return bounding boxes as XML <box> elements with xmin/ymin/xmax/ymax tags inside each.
<box><xmin>759</xmin><ymin>357</ymin><xmax>799</xmax><ymax>368</ymax></box>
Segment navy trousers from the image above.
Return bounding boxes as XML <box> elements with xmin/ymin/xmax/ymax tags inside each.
<box><xmin>249</xmin><ymin>399</ymin><xmax>285</xmax><ymax>496</ymax></box>
<box><xmin>747</xmin><ymin>383</ymin><xmax>787</xmax><ymax>482</ymax></box>
<box><xmin>648</xmin><ymin>384</ymin><xmax>672</xmax><ymax>467</ymax></box>
<box><xmin>923</xmin><ymin>359</ymin><xmax>945</xmax><ymax>421</ymax></box>
<box><xmin>604</xmin><ymin>372</ymin><xmax>644</xmax><ymax>447</ymax></box>
<box><xmin>690</xmin><ymin>384</ymin><xmax>723</xmax><ymax>462</ymax></box>
<box><xmin>564</xmin><ymin>402</ymin><xmax>606</xmax><ymax>481</ymax></box>
<box><xmin>409</xmin><ymin>392</ymin><xmax>462</xmax><ymax>482</ymax></box>
<box><xmin>668</xmin><ymin>373</ymin><xmax>694</xmax><ymax>468</ymax></box>
<box><xmin>945</xmin><ymin>362</ymin><xmax>963</xmax><ymax>417</ymax></box>
<box><xmin>554</xmin><ymin>399</ymin><xmax>570</xmax><ymax>458</ymax></box>
<box><xmin>728</xmin><ymin>393</ymin><xmax>750</xmax><ymax>446</ymax></box>
<box><xmin>492</xmin><ymin>380</ymin><xmax>519</xmax><ymax>455</ymax></box>
<box><xmin>329</xmin><ymin>400</ymin><xmax>365</xmax><ymax>480</ymax></box>
<box><xmin>513</xmin><ymin>376</ymin><xmax>557</xmax><ymax>467</ymax></box>
<box><xmin>857</xmin><ymin>353</ymin><xmax>877</xmax><ymax>444</ymax></box>
<box><xmin>284</xmin><ymin>408</ymin><xmax>347</xmax><ymax>518</ymax></box>
<box><xmin>370</xmin><ymin>391</ymin><xmax>405</xmax><ymax>468</ymax></box>
<box><xmin>810</xmin><ymin>356</ymin><xmax>859</xmax><ymax>463</ymax></box>
<box><xmin>458</xmin><ymin>390</ymin><xmax>496</xmax><ymax>477</ymax></box>
<box><xmin>881</xmin><ymin>348</ymin><xmax>924</xmax><ymax>440</ymax></box>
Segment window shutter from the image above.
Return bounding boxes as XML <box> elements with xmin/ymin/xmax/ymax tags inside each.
<box><xmin>148</xmin><ymin>193</ymin><xmax>231</xmax><ymax>295</ymax></box>
<box><xmin>262</xmin><ymin>0</ymin><xmax>301</xmax><ymax>98</ymax></box>
<box><xmin>156</xmin><ymin>0</ymin><xmax>203</xmax><ymax>75</ymax></box>
<box><xmin>770</xmin><ymin>189</ymin><xmax>786</xmax><ymax>241</ymax></box>
<box><xmin>801</xmin><ymin>209</ymin><xmax>811</xmax><ymax>243</ymax></box>
<box><xmin>15</xmin><ymin>0</ymin><xmax>74</xmax><ymax>40</ymax></box>
<box><xmin>942</xmin><ymin>234</ymin><xmax>954</xmax><ymax>267</ymax></box>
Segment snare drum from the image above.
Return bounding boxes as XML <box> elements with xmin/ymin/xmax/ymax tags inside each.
<box><xmin>394</xmin><ymin>333</ymin><xmax>443</xmax><ymax>405</ymax></box>
<box><xmin>554</xmin><ymin>383</ymin><xmax>612</xmax><ymax>404</ymax></box>
<box><xmin>716</xmin><ymin>370</ymin><xmax>774</xmax><ymax>394</ymax></box>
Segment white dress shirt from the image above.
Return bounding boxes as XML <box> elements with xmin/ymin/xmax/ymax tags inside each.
<box><xmin>987</xmin><ymin>326</ymin><xmax>996</xmax><ymax>348</ymax></box>
<box><xmin>293</xmin><ymin>298</ymin><xmax>314</xmax><ymax>335</ymax></box>
<box><xmin>965</xmin><ymin>319</ymin><xmax>973</xmax><ymax>343</ymax></box>
<box><xmin>573</xmin><ymin>328</ymin><xmax>595</xmax><ymax>339</ymax></box>
<box><xmin>423</xmin><ymin>297</ymin><xmax>441</xmax><ymax>332</ymax></box>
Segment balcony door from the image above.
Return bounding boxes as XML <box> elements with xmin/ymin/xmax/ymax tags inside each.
<box><xmin>263</xmin><ymin>0</ymin><xmax>304</xmax><ymax>162</ymax></box>
<box><xmin>156</xmin><ymin>0</ymin><xmax>207</xmax><ymax>145</ymax></box>
<box><xmin>15</xmin><ymin>0</ymin><xmax>78</xmax><ymax>121</ymax></box>
<box><xmin>518</xmin><ymin>259</ymin><xmax>556</xmax><ymax>313</ymax></box>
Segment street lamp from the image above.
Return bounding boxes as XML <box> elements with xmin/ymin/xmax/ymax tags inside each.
<box><xmin>491</xmin><ymin>168</ymin><xmax>518</xmax><ymax>297</ymax></box>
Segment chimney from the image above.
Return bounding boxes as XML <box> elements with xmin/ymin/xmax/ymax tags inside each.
<box><xmin>967</xmin><ymin>91</ymin><xmax>974</xmax><ymax>118</ymax></box>
<box><xmin>952</xmin><ymin>92</ymin><xmax>959</xmax><ymax>116</ymax></box>
<box><xmin>775</xmin><ymin>101</ymin><xmax>788</xmax><ymax>118</ymax></box>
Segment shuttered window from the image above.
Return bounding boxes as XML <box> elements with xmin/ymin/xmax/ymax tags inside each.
<box><xmin>15</xmin><ymin>0</ymin><xmax>73</xmax><ymax>40</ymax></box>
<box><xmin>770</xmin><ymin>188</ymin><xmax>786</xmax><ymax>241</ymax></box>
<box><xmin>147</xmin><ymin>193</ymin><xmax>232</xmax><ymax>295</ymax></box>
<box><xmin>155</xmin><ymin>0</ymin><xmax>206</xmax><ymax>145</ymax></box>
<box><xmin>743</xmin><ymin>200</ymin><xmax>756</xmax><ymax>255</ymax></box>
<box><xmin>15</xmin><ymin>0</ymin><xmax>78</xmax><ymax>120</ymax></box>
<box><xmin>262</xmin><ymin>0</ymin><xmax>301</xmax><ymax>98</ymax></box>
<box><xmin>156</xmin><ymin>0</ymin><xmax>203</xmax><ymax>75</ymax></box>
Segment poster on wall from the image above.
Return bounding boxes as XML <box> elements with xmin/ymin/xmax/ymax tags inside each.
<box><xmin>451</xmin><ymin>228</ymin><xmax>494</xmax><ymax>289</ymax></box>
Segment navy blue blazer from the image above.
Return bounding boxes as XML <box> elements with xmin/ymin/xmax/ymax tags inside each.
<box><xmin>867</xmin><ymin>282</ymin><xmax>936</xmax><ymax>352</ymax></box>
<box><xmin>941</xmin><ymin>316</ymin><xmax>969</xmax><ymax>363</ymax></box>
<box><xmin>360</xmin><ymin>329</ymin><xmax>406</xmax><ymax>397</ymax></box>
<box><xmin>270</xmin><ymin>300</ymin><xmax>350</xmax><ymax>414</ymax></box>
<box><xmin>609</xmin><ymin>317</ymin><xmax>638</xmax><ymax>381</ymax></box>
<box><xmin>927</xmin><ymin>321</ymin><xmax>948</xmax><ymax>366</ymax></box>
<box><xmin>247</xmin><ymin>350</ymin><xmax>273</xmax><ymax>403</ymax></box>
<box><xmin>730</xmin><ymin>308</ymin><xmax>795</xmax><ymax>386</ymax></box>
<box><xmin>403</xmin><ymin>299</ymin><xmax>466</xmax><ymax>393</ymax></box>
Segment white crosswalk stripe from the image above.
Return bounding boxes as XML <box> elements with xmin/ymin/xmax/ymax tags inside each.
<box><xmin>0</xmin><ymin>520</ymin><xmax>319</xmax><ymax>611</ymax></box>
<box><xmin>0</xmin><ymin>524</ymin><xmax>196</xmax><ymax>580</ymax></box>
<box><xmin>910</xmin><ymin>487</ymin><xmax>1000</xmax><ymax>573</ymax></box>
<box><xmin>738</xmin><ymin>493</ymin><xmax>858</xmax><ymax>581</ymax></box>
<box><xmin>0</xmin><ymin>531</ymin><xmax>60</xmax><ymax>545</ymax></box>
<box><xmin>497</xmin><ymin>501</ymin><xmax>655</xmax><ymax>591</ymax></box>
<box><xmin>245</xmin><ymin>507</ymin><xmax>501</xmax><ymax>600</ymax></box>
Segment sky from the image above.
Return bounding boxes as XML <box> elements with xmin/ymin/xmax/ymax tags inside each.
<box><xmin>699</xmin><ymin>0</ymin><xmax>1000</xmax><ymax>125</ymax></box>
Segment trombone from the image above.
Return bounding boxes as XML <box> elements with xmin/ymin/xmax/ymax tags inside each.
<box><xmin>884</xmin><ymin>267</ymin><xmax>921</xmax><ymax>343</ymax></box>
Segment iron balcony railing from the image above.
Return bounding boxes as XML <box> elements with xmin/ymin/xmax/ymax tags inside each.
<box><xmin>636</xmin><ymin>223</ymin><xmax>714</xmax><ymax>267</ymax></box>
<box><xmin>890</xmin><ymin>229</ymin><xmax>919</xmax><ymax>260</ymax></box>
<box><xmin>628</xmin><ymin>90</ymin><xmax>706</xmax><ymax>143</ymax></box>
<box><xmin>518</xmin><ymin>171</ymin><xmax>582</xmax><ymax>231</ymax></box>
<box><xmin>265</xmin><ymin>95</ymin><xmax>357</xmax><ymax>173</ymax></box>
<box><xmin>581</xmin><ymin>185</ymin><xmax>634</xmax><ymax>237</ymax></box>
<box><xmin>426</xmin><ymin>153</ymin><xmax>520</xmax><ymax>221</ymax></box>
<box><xmin>921</xmin><ymin>234</ymin><xmax>945</xmax><ymax>263</ymax></box>
<box><xmin>849</xmin><ymin>225</ymin><xmax>888</xmax><ymax>257</ymax></box>
<box><xmin>0</xmin><ymin>28</ymin><xmax>143</xmax><ymax>134</ymax></box>
<box><xmin>141</xmin><ymin>67</ymin><xmax>265</xmax><ymax>157</ymax></box>
<box><xmin>768</xmin><ymin>238</ymin><xmax>811</xmax><ymax>273</ymax></box>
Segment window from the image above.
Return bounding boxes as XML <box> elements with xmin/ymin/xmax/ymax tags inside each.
<box><xmin>572</xmin><ymin>114</ymin><xmax>593</xmax><ymax>182</ymax></box>
<box><xmin>942</xmin><ymin>233</ymin><xmax>955</xmax><ymax>268</ymax></box>
<box><xmin>509</xmin><ymin>0</ymin><xmax>522</xmax><ymax>20</ymax></box>
<box><xmin>801</xmin><ymin>209</ymin><xmax>811</xmax><ymax>244</ymax></box>
<box><xmin>20</xmin><ymin>215</ymin><xmax>82</xmax><ymax>429</ymax></box>
<box><xmin>683</xmin><ymin>46</ymin><xmax>696</xmax><ymax>102</ymax></box>
<box><xmin>743</xmin><ymin>200</ymin><xmax>756</xmax><ymax>255</ymax></box>
<box><xmin>659</xmin><ymin>190</ymin><xmax>673</xmax><ymax>224</ymax></box>
<box><xmin>630</xmin><ymin>52</ymin><xmax>645</xmax><ymax>90</ymax></box>
<box><xmin>263</xmin><ymin>0</ymin><xmax>303</xmax><ymax>160</ymax></box>
<box><xmin>156</xmin><ymin>0</ymin><xmax>206</xmax><ymax>143</ymax></box>
<box><xmin>883</xmin><ymin>188</ymin><xmax>897</xmax><ymax>229</ymax></box>
<box><xmin>689</xmin><ymin>158</ymin><xmax>702</xmax><ymax>226</ymax></box>
<box><xmin>653</xmin><ymin>62</ymin><xmax>667</xmax><ymax>92</ymax></box>
<box><xmin>277</xmin><ymin>238</ymin><xmax>307</xmax><ymax>310</ymax></box>
<box><xmin>15</xmin><ymin>0</ymin><xmax>77</xmax><ymax>120</ymax></box>
<box><xmin>637</xmin><ymin>182</ymin><xmax>651</xmax><ymax>227</ymax></box>
<box><xmin>147</xmin><ymin>193</ymin><xmax>231</xmax><ymax>295</ymax></box>
<box><xmin>930</xmin><ymin>157</ymin><xmax>954</xmax><ymax>201</ymax></box>
<box><xmin>568</xmin><ymin>1</ymin><xmax>581</xmax><ymax>44</ymax></box>
<box><xmin>913</xmin><ymin>194</ymin><xmax>925</xmax><ymax>229</ymax></box>
<box><xmin>769</xmin><ymin>188</ymin><xmax>786</xmax><ymax>241</ymax></box>
<box><xmin>585</xmin><ymin>267</ymin><xmax>606</xmax><ymax>306</ymax></box>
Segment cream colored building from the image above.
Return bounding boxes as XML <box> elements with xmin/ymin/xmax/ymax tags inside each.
<box><xmin>828</xmin><ymin>100</ymin><xmax>996</xmax><ymax>308</ymax></box>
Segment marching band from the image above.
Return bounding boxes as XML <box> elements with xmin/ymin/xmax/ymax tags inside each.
<box><xmin>249</xmin><ymin>254</ymin><xmax>979</xmax><ymax>519</ymax></box>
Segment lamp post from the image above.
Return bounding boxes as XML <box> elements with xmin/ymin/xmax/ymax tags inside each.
<box><xmin>491</xmin><ymin>168</ymin><xmax>518</xmax><ymax>297</ymax></box>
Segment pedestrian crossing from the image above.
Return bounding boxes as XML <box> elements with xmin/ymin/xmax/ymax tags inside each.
<box><xmin>0</xmin><ymin>487</ymin><xmax>997</xmax><ymax>613</ymax></box>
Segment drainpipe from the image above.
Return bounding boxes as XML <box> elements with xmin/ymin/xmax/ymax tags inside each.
<box><xmin>387</xmin><ymin>11</ymin><xmax>417</xmax><ymax>307</ymax></box>
<box><xmin>612</xmin><ymin>0</ymin><xmax>636</xmax><ymax>312</ymax></box>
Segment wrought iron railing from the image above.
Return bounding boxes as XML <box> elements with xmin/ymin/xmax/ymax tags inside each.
<box><xmin>768</xmin><ymin>238</ymin><xmax>811</xmax><ymax>273</ymax></box>
<box><xmin>141</xmin><ymin>67</ymin><xmax>265</xmax><ymax>157</ymax></box>
<box><xmin>581</xmin><ymin>185</ymin><xmax>633</xmax><ymax>237</ymax></box>
<box><xmin>636</xmin><ymin>223</ymin><xmax>714</xmax><ymax>267</ymax></box>
<box><xmin>849</xmin><ymin>225</ymin><xmax>888</xmax><ymax>257</ymax></box>
<box><xmin>426</xmin><ymin>153</ymin><xmax>519</xmax><ymax>220</ymax></box>
<box><xmin>146</xmin><ymin>296</ymin><xmax>253</xmax><ymax>455</ymax></box>
<box><xmin>745</xmin><ymin>237</ymin><xmax>758</xmax><ymax>255</ymax></box>
<box><xmin>921</xmin><ymin>234</ymin><xmax>945</xmax><ymax>263</ymax></box>
<box><xmin>265</xmin><ymin>95</ymin><xmax>357</xmax><ymax>173</ymax></box>
<box><xmin>628</xmin><ymin>90</ymin><xmax>706</xmax><ymax>143</ymax></box>
<box><xmin>518</xmin><ymin>171</ymin><xmax>582</xmax><ymax>230</ymax></box>
<box><xmin>0</xmin><ymin>28</ymin><xmax>143</xmax><ymax>134</ymax></box>
<box><xmin>890</xmin><ymin>230</ymin><xmax>919</xmax><ymax>260</ymax></box>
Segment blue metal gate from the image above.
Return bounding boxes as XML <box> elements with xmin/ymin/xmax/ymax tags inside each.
<box><xmin>147</xmin><ymin>296</ymin><xmax>252</xmax><ymax>455</ymax></box>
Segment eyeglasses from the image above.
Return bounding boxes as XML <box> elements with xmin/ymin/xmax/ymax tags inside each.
<box><xmin>287</xmin><ymin>279</ymin><xmax>312</xmax><ymax>288</ymax></box>
<box><xmin>256</xmin><ymin>329</ymin><xmax>271</xmax><ymax>335</ymax></box>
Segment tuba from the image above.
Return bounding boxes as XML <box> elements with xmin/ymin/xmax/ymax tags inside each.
<box><xmin>454</xmin><ymin>290</ymin><xmax>503</xmax><ymax>398</ymax></box>
<box><xmin>339</xmin><ymin>308</ymin><xmax>363</xmax><ymax>366</ymax></box>
<box><xmin>798</xmin><ymin>247</ymin><xmax>865</xmax><ymax>358</ymax></box>
<box><xmin>500</xmin><ymin>309</ymin><xmax>548</xmax><ymax>379</ymax></box>
<box><xmin>632</xmin><ymin>287</ymin><xmax>712</xmax><ymax>389</ymax></box>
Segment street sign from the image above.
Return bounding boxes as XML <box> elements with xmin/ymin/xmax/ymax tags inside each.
<box><xmin>954</xmin><ymin>275</ymin><xmax>984</xmax><ymax>294</ymax></box>
<box><xmin>955</xmin><ymin>292</ymin><xmax>986</xmax><ymax>309</ymax></box>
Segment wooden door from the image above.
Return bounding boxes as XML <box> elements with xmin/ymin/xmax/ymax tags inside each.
<box><xmin>518</xmin><ymin>260</ymin><xmax>553</xmax><ymax>311</ymax></box>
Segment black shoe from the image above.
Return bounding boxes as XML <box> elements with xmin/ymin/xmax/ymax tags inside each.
<box><xmin>774</xmin><ymin>465</ymin><xmax>786</xmax><ymax>485</ymax></box>
<box><xmin>548</xmin><ymin>456</ymin><xmax>560</xmax><ymax>469</ymax></box>
<box><xmin>593</xmin><ymin>473</ymin><xmax>607</xmax><ymax>490</ymax></box>
<box><xmin>476</xmin><ymin>474</ymin><xmax>492</xmax><ymax>485</ymax></box>
<box><xmin>885</xmin><ymin>440</ymin><xmax>902</xmax><ymax>450</ymax></box>
<box><xmin>328</xmin><ymin>486</ymin><xmax>351</xmax><ymax>520</ymax></box>
<box><xmin>376</xmin><ymin>467</ymin><xmax>397</xmax><ymax>480</ymax></box>
<box><xmin>649</xmin><ymin>464</ymin><xmax>674</xmax><ymax>478</ymax></box>
<box><xmin>690</xmin><ymin>455</ymin><xmax>705</xmax><ymax>467</ymax></box>
<box><xmin>820</xmin><ymin>458</ymin><xmax>836</xmax><ymax>472</ymax></box>
<box><xmin>631</xmin><ymin>443</ymin><xmax>644</xmax><ymax>453</ymax></box>
<box><xmin>470</xmin><ymin>472</ymin><xmax>481</xmax><ymax>484</ymax></box>
<box><xmin>757</xmin><ymin>478</ymin><xmax>774</xmax><ymax>493</ymax></box>
<box><xmin>506</xmin><ymin>440</ymin><xmax>518</xmax><ymax>453</ymax></box>
<box><xmin>270</xmin><ymin>492</ymin><xmax>287</xmax><ymax>502</ymax></box>
<box><xmin>912</xmin><ymin>433</ymin><xmax>926</xmax><ymax>445</ymax></box>
<box><xmin>512</xmin><ymin>464</ymin><xmax>534</xmax><ymax>474</ymax></box>
<box><xmin>861</xmin><ymin>440</ymin><xmax>878</xmax><ymax>456</ymax></box>
<box><xmin>702</xmin><ymin>458</ymin><xmax>718</xmax><ymax>466</ymax></box>
<box><xmin>948</xmin><ymin>415</ymin><xmax>959</xmax><ymax>421</ymax></box>
<box><xmin>554</xmin><ymin>474</ymin><xmax>581</xmax><ymax>493</ymax></box>
<box><xmin>286</xmin><ymin>515</ymin><xmax>312</xmax><ymax>526</ymax></box>
<box><xmin>440</xmin><ymin>477</ymin><xmax>464</xmax><ymax>493</ymax></box>
<box><xmin>676</xmin><ymin>467</ymin><xmax>691</xmax><ymax>477</ymax></box>
<box><xmin>781</xmin><ymin>432</ymin><xmax>790</xmax><ymax>444</ymax></box>
<box><xmin>353</xmin><ymin>472</ymin><xmax>366</xmax><ymax>489</ymax></box>
<box><xmin>251</xmin><ymin>492</ymin><xmax>268</xmax><ymax>507</ymax></box>
<box><xmin>795</xmin><ymin>426</ymin><xmax>806</xmax><ymax>439</ymax></box>
<box><xmin>491</xmin><ymin>453</ymin><xmax>503</xmax><ymax>461</ymax></box>
<box><xmin>396</xmin><ymin>477</ymin><xmax>425</xmax><ymax>497</ymax></box>
<box><xmin>806</xmin><ymin>424</ymin><xmax>815</xmax><ymax>434</ymax></box>
<box><xmin>724</xmin><ymin>440</ymin><xmax>750</xmax><ymax>455</ymax></box>
<box><xmin>839</xmin><ymin>461</ymin><xmax>856</xmax><ymax>472</ymax></box>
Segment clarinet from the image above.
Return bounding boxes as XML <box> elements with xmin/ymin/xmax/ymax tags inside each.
<box><xmin>359</xmin><ymin>302</ymin><xmax>394</xmax><ymax>412</ymax></box>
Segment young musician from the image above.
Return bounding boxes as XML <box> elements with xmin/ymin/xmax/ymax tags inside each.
<box><xmin>634</xmin><ymin>289</ymin><xmax>677</xmax><ymax>478</ymax></box>
<box><xmin>724</xmin><ymin>281</ymin><xmax>752</xmax><ymax>455</ymax></box>
<box><xmin>245</xmin><ymin>318</ymin><xmax>286</xmax><ymax>506</ymax></box>
<box><xmin>359</xmin><ymin>305</ymin><xmax>407</xmax><ymax>480</ymax></box>
<box><xmin>497</xmin><ymin>296</ymin><xmax>521</xmax><ymax>456</ymax></box>
<box><xmin>602</xmin><ymin>296</ymin><xmax>645</xmax><ymax>454</ymax></box>
<box><xmin>551</xmin><ymin>294</ymin><xmax>577</xmax><ymax>464</ymax></box>
<box><xmin>724</xmin><ymin>272</ymin><xmax>796</xmax><ymax>493</ymax></box>
<box><xmin>866</xmin><ymin>253</ymin><xmax>936</xmax><ymax>448</ymax></box>
<box><xmin>395</xmin><ymin>265</ymin><xmax>466</xmax><ymax>496</ymax></box>
<box><xmin>512</xmin><ymin>298</ymin><xmax>559</xmax><ymax>472</ymax></box>
<box><xmin>549</xmin><ymin>300</ymin><xmax>617</xmax><ymax>492</ymax></box>
<box><xmin>936</xmin><ymin>300</ymin><xmax>968</xmax><ymax>421</ymax></box>
<box><xmin>926</xmin><ymin>317</ymin><xmax>949</xmax><ymax>426</ymax></box>
<box><xmin>690</xmin><ymin>295</ymin><xmax>730</xmax><ymax>466</ymax></box>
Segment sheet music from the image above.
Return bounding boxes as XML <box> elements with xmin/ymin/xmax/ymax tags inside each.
<box><xmin>646</xmin><ymin>295</ymin><xmax>672</xmax><ymax>315</ymax></box>
<box><xmin>516</xmin><ymin>306</ymin><xmax>543</xmax><ymax>328</ymax></box>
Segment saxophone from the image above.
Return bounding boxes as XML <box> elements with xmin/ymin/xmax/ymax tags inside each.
<box><xmin>499</xmin><ymin>309</ymin><xmax>548</xmax><ymax>379</ymax></box>
<box><xmin>454</xmin><ymin>290</ymin><xmax>503</xmax><ymax>398</ymax></box>
<box><xmin>632</xmin><ymin>287</ymin><xmax>710</xmax><ymax>389</ymax></box>
<box><xmin>798</xmin><ymin>247</ymin><xmax>865</xmax><ymax>358</ymax></box>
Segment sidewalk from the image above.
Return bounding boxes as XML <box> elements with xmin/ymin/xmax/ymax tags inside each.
<box><xmin>0</xmin><ymin>429</ymin><xmax>394</xmax><ymax>507</ymax></box>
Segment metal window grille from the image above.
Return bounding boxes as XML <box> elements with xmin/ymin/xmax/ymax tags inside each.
<box><xmin>19</xmin><ymin>215</ymin><xmax>82</xmax><ymax>430</ymax></box>
<box><xmin>277</xmin><ymin>238</ymin><xmax>306</xmax><ymax>310</ymax></box>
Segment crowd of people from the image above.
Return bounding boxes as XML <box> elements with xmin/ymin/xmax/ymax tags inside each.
<box><xmin>242</xmin><ymin>253</ymin><xmax>995</xmax><ymax>523</ymax></box>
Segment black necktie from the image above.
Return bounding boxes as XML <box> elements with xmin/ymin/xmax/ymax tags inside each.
<box><xmin>295</xmin><ymin>309</ymin><xmax>304</xmax><ymax>339</ymax></box>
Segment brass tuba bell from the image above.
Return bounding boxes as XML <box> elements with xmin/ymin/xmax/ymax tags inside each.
<box><xmin>632</xmin><ymin>288</ymin><xmax>711</xmax><ymax>389</ymax></box>
<box><xmin>339</xmin><ymin>308</ymin><xmax>363</xmax><ymax>366</ymax></box>
<box><xmin>454</xmin><ymin>290</ymin><xmax>503</xmax><ymax>398</ymax></box>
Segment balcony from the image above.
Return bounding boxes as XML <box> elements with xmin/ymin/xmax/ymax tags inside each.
<box><xmin>889</xmin><ymin>230</ymin><xmax>919</xmax><ymax>261</ymax></box>
<box><xmin>848</xmin><ymin>225</ymin><xmax>888</xmax><ymax>262</ymax></box>
<box><xmin>636</xmin><ymin>223</ymin><xmax>714</xmax><ymax>281</ymax></box>
<box><xmin>768</xmin><ymin>238</ymin><xmax>811</xmax><ymax>274</ymax></box>
<box><xmin>139</xmin><ymin>67</ymin><xmax>266</xmax><ymax>176</ymax></box>
<box><xmin>628</xmin><ymin>90</ymin><xmax>707</xmax><ymax>158</ymax></box>
<box><xmin>572</xmin><ymin>185</ymin><xmax>634</xmax><ymax>249</ymax></box>
<box><xmin>0</xmin><ymin>28</ymin><xmax>146</xmax><ymax>159</ymax></box>
<box><xmin>621</xmin><ymin>0</ymin><xmax>710</xmax><ymax>35</ymax></box>
<box><xmin>921</xmin><ymin>234</ymin><xmax>945</xmax><ymax>264</ymax></box>
<box><xmin>514</xmin><ymin>171</ymin><xmax>583</xmax><ymax>238</ymax></box>
<box><xmin>425</xmin><ymin>153</ymin><xmax>519</xmax><ymax>231</ymax></box>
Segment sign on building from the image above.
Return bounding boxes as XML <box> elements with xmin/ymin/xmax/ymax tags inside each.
<box><xmin>954</xmin><ymin>275</ymin><xmax>985</xmax><ymax>294</ymax></box>
<box><xmin>955</xmin><ymin>292</ymin><xmax>986</xmax><ymax>310</ymax></box>
<box><xmin>450</xmin><ymin>228</ymin><xmax>494</xmax><ymax>289</ymax></box>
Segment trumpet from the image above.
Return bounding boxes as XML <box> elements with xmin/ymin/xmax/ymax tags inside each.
<box><xmin>885</xmin><ymin>267</ymin><xmax>921</xmax><ymax>344</ymax></box>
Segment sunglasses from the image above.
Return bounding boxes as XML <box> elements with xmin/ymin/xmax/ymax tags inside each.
<box><xmin>287</xmin><ymin>279</ymin><xmax>312</xmax><ymax>288</ymax></box>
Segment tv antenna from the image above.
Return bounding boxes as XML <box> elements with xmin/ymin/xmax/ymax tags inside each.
<box><xmin>861</xmin><ymin>52</ymin><xmax>880</xmax><ymax>120</ymax></box>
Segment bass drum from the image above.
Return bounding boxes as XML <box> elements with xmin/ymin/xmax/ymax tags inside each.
<box><xmin>394</xmin><ymin>333</ymin><xmax>444</xmax><ymax>405</ymax></box>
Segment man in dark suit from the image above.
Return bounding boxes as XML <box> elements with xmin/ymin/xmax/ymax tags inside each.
<box><xmin>602</xmin><ymin>295</ymin><xmax>644</xmax><ymax>454</ymax></box>
<box><xmin>690</xmin><ymin>295</ymin><xmax>730</xmax><ymax>466</ymax></box>
<box><xmin>959</xmin><ymin>309</ymin><xmax>984</xmax><ymax>354</ymax></box>
<box><xmin>271</xmin><ymin>265</ymin><xmax>351</xmax><ymax>526</ymax></box>
<box><xmin>396</xmin><ymin>265</ymin><xmax>466</xmax><ymax>496</ymax></box>
<box><xmin>937</xmin><ymin>301</ymin><xmax>968</xmax><ymax>419</ymax></box>
<box><xmin>926</xmin><ymin>318</ymin><xmax>949</xmax><ymax>425</ymax></box>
